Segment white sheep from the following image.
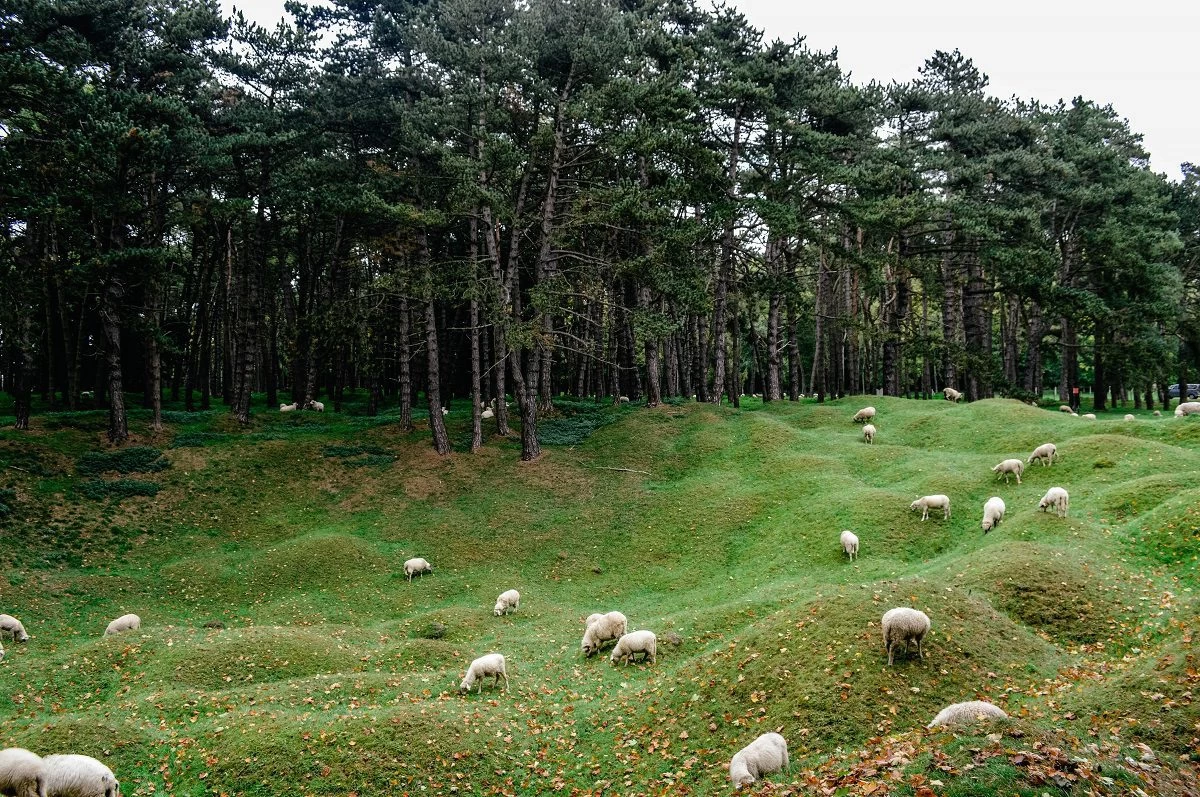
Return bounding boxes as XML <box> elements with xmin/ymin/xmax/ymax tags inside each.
<box><xmin>981</xmin><ymin>496</ymin><xmax>1006</xmax><ymax>533</ymax></box>
<box><xmin>862</xmin><ymin>423</ymin><xmax>876</xmax><ymax>444</ymax></box>
<box><xmin>1174</xmin><ymin>402</ymin><xmax>1200</xmax><ymax>417</ymax></box>
<box><xmin>404</xmin><ymin>557</ymin><xmax>433</xmax><ymax>582</ymax></box>
<box><xmin>840</xmin><ymin>530</ymin><xmax>859</xmax><ymax>561</ymax></box>
<box><xmin>610</xmin><ymin>630</ymin><xmax>656</xmax><ymax>666</ymax></box>
<box><xmin>493</xmin><ymin>589</ymin><xmax>520</xmax><ymax>616</ymax></box>
<box><xmin>0</xmin><ymin>641</ymin><xmax>4</xmax><ymax>662</ymax></box>
<box><xmin>104</xmin><ymin>614</ymin><xmax>140</xmax><ymax>636</ymax></box>
<box><xmin>991</xmin><ymin>458</ymin><xmax>1024</xmax><ymax>484</ymax></box>
<box><xmin>1058</xmin><ymin>405</ymin><xmax>1072</xmax><ymax>413</ymax></box>
<box><xmin>943</xmin><ymin>387</ymin><xmax>962</xmax><ymax>402</ymax></box>
<box><xmin>1038</xmin><ymin>486</ymin><xmax>1069</xmax><ymax>518</ymax></box>
<box><xmin>852</xmin><ymin>406</ymin><xmax>876</xmax><ymax>423</ymax></box>
<box><xmin>882</xmin><ymin>607</ymin><xmax>931</xmax><ymax>666</ymax></box>
<box><xmin>1082</xmin><ymin>413</ymin><xmax>1096</xmax><ymax>420</ymax></box>
<box><xmin>0</xmin><ymin>748</ymin><xmax>45</xmax><ymax>797</ymax></box>
<box><xmin>927</xmin><ymin>700</ymin><xmax>1009</xmax><ymax>728</ymax></box>
<box><xmin>1153</xmin><ymin>410</ymin><xmax>1162</xmax><ymax>417</ymax></box>
<box><xmin>459</xmin><ymin>652</ymin><xmax>508</xmax><ymax>693</ymax></box>
<box><xmin>728</xmin><ymin>732</ymin><xmax>789</xmax><ymax>790</ymax></box>
<box><xmin>481</xmin><ymin>407</ymin><xmax>495</xmax><ymax>420</ymax></box>
<box><xmin>279</xmin><ymin>402</ymin><xmax>297</xmax><ymax>412</ymax></box>
<box><xmin>42</xmin><ymin>754</ymin><xmax>118</xmax><ymax>797</ymax></box>
<box><xmin>0</xmin><ymin>614</ymin><xmax>30</xmax><ymax>642</ymax></box>
<box><xmin>909</xmin><ymin>494</ymin><xmax>950</xmax><ymax>521</ymax></box>
<box><xmin>1027</xmin><ymin>443</ymin><xmax>1057</xmax><ymax>467</ymax></box>
<box><xmin>305</xmin><ymin>400</ymin><xmax>325</xmax><ymax>412</ymax></box>
<box><xmin>581</xmin><ymin>611</ymin><xmax>627</xmax><ymax>657</ymax></box>
<box><xmin>1124</xmin><ymin>413</ymin><xmax>1135</xmax><ymax>421</ymax></box>
<box><xmin>619</xmin><ymin>396</ymin><xmax>630</xmax><ymax>403</ymax></box>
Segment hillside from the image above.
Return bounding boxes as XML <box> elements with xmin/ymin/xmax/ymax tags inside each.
<box><xmin>1</xmin><ymin>397</ymin><xmax>1198</xmax><ymax>796</ymax></box>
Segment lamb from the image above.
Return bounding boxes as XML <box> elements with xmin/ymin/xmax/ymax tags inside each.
<box><xmin>852</xmin><ymin>406</ymin><xmax>876</xmax><ymax>423</ymax></box>
<box><xmin>42</xmin><ymin>754</ymin><xmax>118</xmax><ymax>797</ymax></box>
<box><xmin>981</xmin><ymin>496</ymin><xmax>1006</xmax><ymax>533</ymax></box>
<box><xmin>1174</xmin><ymin>401</ymin><xmax>1200</xmax><ymax>417</ymax></box>
<box><xmin>103</xmin><ymin>614</ymin><xmax>140</xmax><ymax>636</ymax></box>
<box><xmin>882</xmin><ymin>607</ymin><xmax>931</xmax><ymax>666</ymax></box>
<box><xmin>1124</xmin><ymin>414</ymin><xmax>1135</xmax><ymax>421</ymax></box>
<box><xmin>481</xmin><ymin>407</ymin><xmax>495</xmax><ymax>420</ymax></box>
<box><xmin>279</xmin><ymin>402</ymin><xmax>298</xmax><ymax>412</ymax></box>
<box><xmin>0</xmin><ymin>748</ymin><xmax>46</xmax><ymax>797</ymax></box>
<box><xmin>861</xmin><ymin>423</ymin><xmax>876</xmax><ymax>444</ymax></box>
<box><xmin>404</xmin><ymin>557</ymin><xmax>433</xmax><ymax>582</ymax></box>
<box><xmin>1082</xmin><ymin>413</ymin><xmax>1097</xmax><ymax>420</ymax></box>
<box><xmin>581</xmin><ymin>611</ymin><xmax>628</xmax><ymax>657</ymax></box>
<box><xmin>305</xmin><ymin>400</ymin><xmax>325</xmax><ymax>412</ymax></box>
<box><xmin>610</xmin><ymin>630</ymin><xmax>657</xmax><ymax>666</ymax></box>
<box><xmin>493</xmin><ymin>589</ymin><xmax>520</xmax><ymax>616</ymax></box>
<box><xmin>840</xmin><ymin>530</ymin><xmax>859</xmax><ymax>561</ymax></box>
<box><xmin>1058</xmin><ymin>405</ymin><xmax>1072</xmax><ymax>413</ymax></box>
<box><xmin>1027</xmin><ymin>443</ymin><xmax>1057</xmax><ymax>467</ymax></box>
<box><xmin>909</xmin><ymin>494</ymin><xmax>950</xmax><ymax>521</ymax></box>
<box><xmin>0</xmin><ymin>614</ymin><xmax>30</xmax><ymax>642</ymax></box>
<box><xmin>927</xmin><ymin>700</ymin><xmax>1009</xmax><ymax>728</ymax></box>
<box><xmin>943</xmin><ymin>387</ymin><xmax>962</xmax><ymax>402</ymax></box>
<box><xmin>991</xmin><ymin>458</ymin><xmax>1024</xmax><ymax>484</ymax></box>
<box><xmin>728</xmin><ymin>732</ymin><xmax>789</xmax><ymax>790</ymax></box>
<box><xmin>1038</xmin><ymin>486</ymin><xmax>1069</xmax><ymax>518</ymax></box>
<box><xmin>459</xmin><ymin>652</ymin><xmax>508</xmax><ymax>693</ymax></box>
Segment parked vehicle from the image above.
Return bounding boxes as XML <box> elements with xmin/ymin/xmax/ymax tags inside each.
<box><xmin>1168</xmin><ymin>383</ymin><xmax>1200</xmax><ymax>399</ymax></box>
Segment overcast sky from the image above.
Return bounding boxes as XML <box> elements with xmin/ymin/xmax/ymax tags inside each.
<box><xmin>223</xmin><ymin>0</ymin><xmax>1199</xmax><ymax>180</ymax></box>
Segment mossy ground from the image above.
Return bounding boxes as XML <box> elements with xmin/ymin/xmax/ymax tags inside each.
<box><xmin>0</xmin><ymin>394</ymin><xmax>1197</xmax><ymax>796</ymax></box>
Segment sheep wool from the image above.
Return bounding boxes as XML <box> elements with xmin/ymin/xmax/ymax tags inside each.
<box><xmin>1124</xmin><ymin>414</ymin><xmax>1135</xmax><ymax>421</ymax></box>
<box><xmin>1038</xmin><ymin>487</ymin><xmax>1069</xmax><ymax>518</ymax></box>
<box><xmin>852</xmin><ymin>406</ymin><xmax>876</xmax><ymax>423</ymax></box>
<box><xmin>909</xmin><ymin>494</ymin><xmax>950</xmax><ymax>521</ymax></box>
<box><xmin>882</xmin><ymin>607</ymin><xmax>930</xmax><ymax>666</ymax></box>
<box><xmin>404</xmin><ymin>557</ymin><xmax>433</xmax><ymax>582</ymax></box>
<box><xmin>494</xmin><ymin>589</ymin><xmax>520</xmax><ymax>616</ymax></box>
<box><xmin>927</xmin><ymin>700</ymin><xmax>1009</xmax><ymax>728</ymax></box>
<box><xmin>861</xmin><ymin>423</ymin><xmax>876</xmax><ymax>444</ymax></box>
<box><xmin>1174</xmin><ymin>402</ymin><xmax>1200</xmax><ymax>417</ymax></box>
<box><xmin>981</xmin><ymin>496</ymin><xmax>1006</xmax><ymax>533</ymax></box>
<box><xmin>279</xmin><ymin>402</ymin><xmax>297</xmax><ymax>412</ymax></box>
<box><xmin>0</xmin><ymin>614</ymin><xmax>29</xmax><ymax>642</ymax></box>
<box><xmin>991</xmin><ymin>458</ymin><xmax>1024</xmax><ymax>484</ymax></box>
<box><xmin>728</xmin><ymin>732</ymin><xmax>789</xmax><ymax>789</ymax></box>
<box><xmin>104</xmin><ymin>614</ymin><xmax>140</xmax><ymax>636</ymax></box>
<box><xmin>610</xmin><ymin>630</ymin><xmax>657</xmax><ymax>666</ymax></box>
<box><xmin>1027</xmin><ymin>443</ymin><xmax>1057</xmax><ymax>467</ymax></box>
<box><xmin>42</xmin><ymin>754</ymin><xmax>118</xmax><ymax>797</ymax></box>
<box><xmin>306</xmin><ymin>400</ymin><xmax>325</xmax><ymax>412</ymax></box>
<box><xmin>581</xmin><ymin>611</ymin><xmax>628</xmax><ymax>657</ymax></box>
<box><xmin>0</xmin><ymin>748</ymin><xmax>45</xmax><ymax>797</ymax></box>
<box><xmin>1082</xmin><ymin>413</ymin><xmax>1097</xmax><ymax>420</ymax></box>
<box><xmin>943</xmin><ymin>387</ymin><xmax>962</xmax><ymax>402</ymax></box>
<box><xmin>840</xmin><ymin>530</ymin><xmax>859</xmax><ymax>561</ymax></box>
<box><xmin>459</xmin><ymin>653</ymin><xmax>508</xmax><ymax>693</ymax></box>
<box><xmin>481</xmin><ymin>407</ymin><xmax>495</xmax><ymax>420</ymax></box>
<box><xmin>1058</xmin><ymin>405</ymin><xmax>1072</xmax><ymax>413</ymax></box>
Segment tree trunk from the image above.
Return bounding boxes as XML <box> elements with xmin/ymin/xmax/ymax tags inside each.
<box><xmin>712</xmin><ymin>105</ymin><xmax>743</xmax><ymax>406</ymax></box>
<box><xmin>1023</xmin><ymin>301</ymin><xmax>1046</xmax><ymax>396</ymax></box>
<box><xmin>398</xmin><ymin>296</ymin><xmax>414</xmax><ymax>431</ymax></box>
<box><xmin>766</xmin><ymin>291</ymin><xmax>782</xmax><ymax>401</ymax></box>
<box><xmin>639</xmin><ymin>286</ymin><xmax>661</xmax><ymax>406</ymax></box>
<box><xmin>788</xmin><ymin>300</ymin><xmax>801</xmax><ymax>399</ymax></box>
<box><xmin>422</xmin><ymin>257</ymin><xmax>451</xmax><ymax>455</ymax></box>
<box><xmin>99</xmin><ymin>278</ymin><xmax>128</xmax><ymax>443</ymax></box>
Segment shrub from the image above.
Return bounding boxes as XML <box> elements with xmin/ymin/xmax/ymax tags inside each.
<box><xmin>171</xmin><ymin>432</ymin><xmax>232</xmax><ymax>448</ymax></box>
<box><xmin>77</xmin><ymin>479</ymin><xmax>161</xmax><ymax>501</ymax></box>
<box><xmin>77</xmin><ymin>446</ymin><xmax>169</xmax><ymax>475</ymax></box>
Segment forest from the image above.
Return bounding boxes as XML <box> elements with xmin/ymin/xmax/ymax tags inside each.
<box><xmin>3</xmin><ymin>0</ymin><xmax>1199</xmax><ymax>459</ymax></box>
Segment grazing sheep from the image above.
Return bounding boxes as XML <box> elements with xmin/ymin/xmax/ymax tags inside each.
<box><xmin>0</xmin><ymin>614</ymin><xmax>29</xmax><ymax>643</ymax></box>
<box><xmin>981</xmin><ymin>496</ymin><xmax>1006</xmax><ymax>534</ymax></box>
<box><xmin>882</xmin><ymin>607</ymin><xmax>931</xmax><ymax>666</ymax></box>
<box><xmin>104</xmin><ymin>614</ymin><xmax>140</xmax><ymax>636</ymax></box>
<box><xmin>493</xmin><ymin>589</ymin><xmax>520</xmax><ymax>616</ymax></box>
<box><xmin>1071</xmin><ymin>412</ymin><xmax>1078</xmax><ymax>417</ymax></box>
<box><xmin>459</xmin><ymin>652</ymin><xmax>509</xmax><ymax>693</ymax></box>
<box><xmin>1027</xmin><ymin>443</ymin><xmax>1057</xmax><ymax>467</ymax></box>
<box><xmin>852</xmin><ymin>406</ymin><xmax>876</xmax><ymax>423</ymax></box>
<box><xmin>279</xmin><ymin>402</ymin><xmax>298</xmax><ymax>412</ymax></box>
<box><xmin>1124</xmin><ymin>414</ymin><xmax>1135</xmax><ymax>421</ymax></box>
<box><xmin>584</xmin><ymin>613</ymin><xmax>604</xmax><ymax>627</ymax></box>
<box><xmin>728</xmin><ymin>732</ymin><xmax>789</xmax><ymax>790</ymax></box>
<box><xmin>909</xmin><ymin>494</ymin><xmax>950</xmax><ymax>521</ymax></box>
<box><xmin>1082</xmin><ymin>413</ymin><xmax>1097</xmax><ymax>420</ymax></box>
<box><xmin>305</xmin><ymin>400</ymin><xmax>325</xmax><ymax>412</ymax></box>
<box><xmin>0</xmin><ymin>748</ymin><xmax>46</xmax><ymax>797</ymax></box>
<box><xmin>581</xmin><ymin>611</ymin><xmax>628</xmax><ymax>657</ymax></box>
<box><xmin>991</xmin><ymin>458</ymin><xmax>1024</xmax><ymax>484</ymax></box>
<box><xmin>1153</xmin><ymin>410</ymin><xmax>1162</xmax><ymax>417</ymax></box>
<box><xmin>1058</xmin><ymin>405</ymin><xmax>1072</xmax><ymax>413</ymax></box>
<box><xmin>840</xmin><ymin>530</ymin><xmax>859</xmax><ymax>561</ymax></box>
<box><xmin>481</xmin><ymin>407</ymin><xmax>495</xmax><ymax>420</ymax></box>
<box><xmin>1038</xmin><ymin>486</ymin><xmax>1069</xmax><ymax>518</ymax></box>
<box><xmin>42</xmin><ymin>754</ymin><xmax>118</xmax><ymax>797</ymax></box>
<box><xmin>610</xmin><ymin>630</ymin><xmax>657</xmax><ymax>666</ymax></box>
<box><xmin>927</xmin><ymin>700</ymin><xmax>1009</xmax><ymax>728</ymax></box>
<box><xmin>1174</xmin><ymin>401</ymin><xmax>1200</xmax><ymax>417</ymax></box>
<box><xmin>79</xmin><ymin>391</ymin><xmax>94</xmax><ymax>401</ymax></box>
<box><xmin>943</xmin><ymin>387</ymin><xmax>962</xmax><ymax>402</ymax></box>
<box><xmin>404</xmin><ymin>557</ymin><xmax>433</xmax><ymax>582</ymax></box>
<box><xmin>862</xmin><ymin>423</ymin><xmax>876</xmax><ymax>444</ymax></box>
<box><xmin>619</xmin><ymin>396</ymin><xmax>630</xmax><ymax>403</ymax></box>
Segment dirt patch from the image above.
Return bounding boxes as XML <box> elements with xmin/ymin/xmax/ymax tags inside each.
<box><xmin>165</xmin><ymin>448</ymin><xmax>207</xmax><ymax>472</ymax></box>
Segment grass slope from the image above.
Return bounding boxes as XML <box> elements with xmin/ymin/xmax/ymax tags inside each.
<box><xmin>1</xmin><ymin>395</ymin><xmax>1198</xmax><ymax>796</ymax></box>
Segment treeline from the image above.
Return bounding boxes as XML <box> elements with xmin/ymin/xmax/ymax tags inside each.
<box><xmin>2</xmin><ymin>0</ymin><xmax>1199</xmax><ymax>459</ymax></box>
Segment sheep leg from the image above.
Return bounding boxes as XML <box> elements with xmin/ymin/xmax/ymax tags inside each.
<box><xmin>501</xmin><ymin>672</ymin><xmax>509</xmax><ymax>690</ymax></box>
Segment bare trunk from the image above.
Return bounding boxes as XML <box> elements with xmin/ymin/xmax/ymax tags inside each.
<box><xmin>712</xmin><ymin>106</ymin><xmax>742</xmax><ymax>406</ymax></box>
<box><xmin>99</xmin><ymin>279</ymin><xmax>128</xmax><ymax>443</ymax></box>
<box><xmin>398</xmin><ymin>297</ymin><xmax>414</xmax><ymax>431</ymax></box>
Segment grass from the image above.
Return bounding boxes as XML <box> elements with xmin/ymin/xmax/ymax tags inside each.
<box><xmin>0</xmin><ymin>392</ymin><xmax>1197</xmax><ymax>796</ymax></box>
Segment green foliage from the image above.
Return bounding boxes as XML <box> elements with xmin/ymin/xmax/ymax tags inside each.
<box><xmin>0</xmin><ymin>487</ymin><xmax>15</xmax><ymax>517</ymax></box>
<box><xmin>536</xmin><ymin>398</ymin><xmax>626</xmax><ymax>445</ymax></box>
<box><xmin>76</xmin><ymin>478</ymin><xmax>161</xmax><ymax>501</ymax></box>
<box><xmin>76</xmin><ymin>446</ymin><xmax>169</xmax><ymax>475</ymax></box>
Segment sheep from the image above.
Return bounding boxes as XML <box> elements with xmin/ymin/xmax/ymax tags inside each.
<box><xmin>0</xmin><ymin>748</ymin><xmax>46</xmax><ymax>797</ymax></box>
<box><xmin>103</xmin><ymin>614</ymin><xmax>140</xmax><ymax>636</ymax></box>
<box><xmin>927</xmin><ymin>700</ymin><xmax>1009</xmax><ymax>728</ymax></box>
<box><xmin>0</xmin><ymin>641</ymin><xmax>4</xmax><ymax>662</ymax></box>
<box><xmin>728</xmin><ymin>732</ymin><xmax>789</xmax><ymax>790</ymax></box>
<box><xmin>1153</xmin><ymin>410</ymin><xmax>1162</xmax><ymax>417</ymax></box>
<box><xmin>862</xmin><ymin>423</ymin><xmax>876</xmax><ymax>444</ymax></box>
<box><xmin>441</xmin><ymin>407</ymin><xmax>450</xmax><ymax>415</ymax></box>
<box><xmin>581</xmin><ymin>611</ymin><xmax>627</xmax><ymax>657</ymax></box>
<box><xmin>0</xmin><ymin>614</ymin><xmax>29</xmax><ymax>643</ymax></box>
<box><xmin>1082</xmin><ymin>413</ymin><xmax>1097</xmax><ymax>420</ymax></box>
<box><xmin>619</xmin><ymin>396</ymin><xmax>630</xmax><ymax>403</ymax></box>
<box><xmin>481</xmin><ymin>407</ymin><xmax>495</xmax><ymax>420</ymax></box>
<box><xmin>840</xmin><ymin>530</ymin><xmax>859</xmax><ymax>561</ymax></box>
<box><xmin>943</xmin><ymin>387</ymin><xmax>962</xmax><ymax>402</ymax></box>
<box><xmin>882</xmin><ymin>607</ymin><xmax>931</xmax><ymax>666</ymax></box>
<box><xmin>1038</xmin><ymin>486</ymin><xmax>1069</xmax><ymax>518</ymax></box>
<box><xmin>1174</xmin><ymin>401</ymin><xmax>1200</xmax><ymax>417</ymax></box>
<box><xmin>1124</xmin><ymin>414</ymin><xmax>1135</xmax><ymax>421</ymax></box>
<box><xmin>459</xmin><ymin>653</ymin><xmax>508</xmax><ymax>693</ymax></box>
<box><xmin>493</xmin><ymin>589</ymin><xmax>520</xmax><ymax>616</ymax></box>
<box><xmin>852</xmin><ymin>406</ymin><xmax>876</xmax><ymax>423</ymax></box>
<box><xmin>909</xmin><ymin>494</ymin><xmax>950</xmax><ymax>521</ymax></box>
<box><xmin>404</xmin><ymin>557</ymin><xmax>432</xmax><ymax>582</ymax></box>
<box><xmin>610</xmin><ymin>630</ymin><xmax>656</xmax><ymax>666</ymax></box>
<box><xmin>981</xmin><ymin>496</ymin><xmax>1006</xmax><ymax>533</ymax></box>
<box><xmin>991</xmin><ymin>458</ymin><xmax>1024</xmax><ymax>484</ymax></box>
<box><xmin>42</xmin><ymin>754</ymin><xmax>118</xmax><ymax>797</ymax></box>
<box><xmin>1058</xmin><ymin>405</ymin><xmax>1072</xmax><ymax>413</ymax></box>
<box><xmin>279</xmin><ymin>402</ymin><xmax>298</xmax><ymax>412</ymax></box>
<box><xmin>1027</xmin><ymin>443</ymin><xmax>1057</xmax><ymax>467</ymax></box>
<box><xmin>305</xmin><ymin>399</ymin><xmax>325</xmax><ymax>412</ymax></box>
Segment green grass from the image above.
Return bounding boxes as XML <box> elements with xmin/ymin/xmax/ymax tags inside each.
<box><xmin>1</xmin><ymin>393</ymin><xmax>1198</xmax><ymax>796</ymax></box>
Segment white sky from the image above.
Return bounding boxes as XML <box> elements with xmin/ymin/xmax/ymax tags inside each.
<box><xmin>223</xmin><ymin>0</ymin><xmax>1199</xmax><ymax>180</ymax></box>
